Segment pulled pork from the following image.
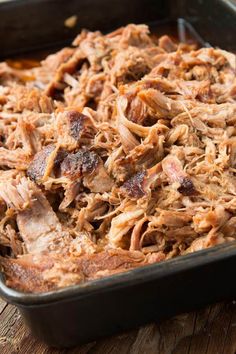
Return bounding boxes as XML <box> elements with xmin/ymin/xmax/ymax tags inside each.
<box><xmin>0</xmin><ymin>24</ymin><xmax>236</xmax><ymax>293</ymax></box>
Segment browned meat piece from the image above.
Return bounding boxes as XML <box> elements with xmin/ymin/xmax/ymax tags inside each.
<box><xmin>27</xmin><ymin>144</ymin><xmax>67</xmax><ymax>182</ymax></box>
<box><xmin>61</xmin><ymin>149</ymin><xmax>113</xmax><ymax>193</ymax></box>
<box><xmin>61</xmin><ymin>149</ymin><xmax>99</xmax><ymax>179</ymax></box>
<box><xmin>178</xmin><ymin>177</ymin><xmax>195</xmax><ymax>195</ymax></box>
<box><xmin>27</xmin><ymin>144</ymin><xmax>56</xmax><ymax>182</ymax></box>
<box><xmin>67</xmin><ymin>110</ymin><xmax>97</xmax><ymax>141</ymax></box>
<box><xmin>0</xmin><ymin>255</ymin><xmax>56</xmax><ymax>293</ymax></box>
<box><xmin>121</xmin><ymin>171</ymin><xmax>147</xmax><ymax>198</ymax></box>
<box><xmin>162</xmin><ymin>155</ymin><xmax>196</xmax><ymax>196</ymax></box>
<box><xmin>120</xmin><ymin>161</ymin><xmax>162</xmax><ymax>199</ymax></box>
<box><xmin>0</xmin><ymin>249</ymin><xmax>146</xmax><ymax>293</ymax></box>
<box><xmin>55</xmin><ymin>109</ymin><xmax>97</xmax><ymax>150</ymax></box>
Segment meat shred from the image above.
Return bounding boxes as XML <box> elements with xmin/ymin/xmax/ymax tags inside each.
<box><xmin>0</xmin><ymin>24</ymin><xmax>236</xmax><ymax>293</ymax></box>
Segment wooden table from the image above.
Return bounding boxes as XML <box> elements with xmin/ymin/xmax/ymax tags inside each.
<box><xmin>1</xmin><ymin>299</ymin><xmax>236</xmax><ymax>354</ymax></box>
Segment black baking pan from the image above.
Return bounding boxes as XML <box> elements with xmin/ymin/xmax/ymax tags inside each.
<box><xmin>0</xmin><ymin>0</ymin><xmax>236</xmax><ymax>348</ymax></box>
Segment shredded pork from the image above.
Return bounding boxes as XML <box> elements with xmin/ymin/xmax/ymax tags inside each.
<box><xmin>0</xmin><ymin>24</ymin><xmax>236</xmax><ymax>293</ymax></box>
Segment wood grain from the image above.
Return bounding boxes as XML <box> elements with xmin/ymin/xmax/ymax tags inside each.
<box><xmin>0</xmin><ymin>298</ymin><xmax>236</xmax><ymax>354</ymax></box>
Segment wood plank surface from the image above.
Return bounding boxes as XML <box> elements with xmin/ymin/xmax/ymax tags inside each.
<box><xmin>0</xmin><ymin>298</ymin><xmax>236</xmax><ymax>353</ymax></box>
